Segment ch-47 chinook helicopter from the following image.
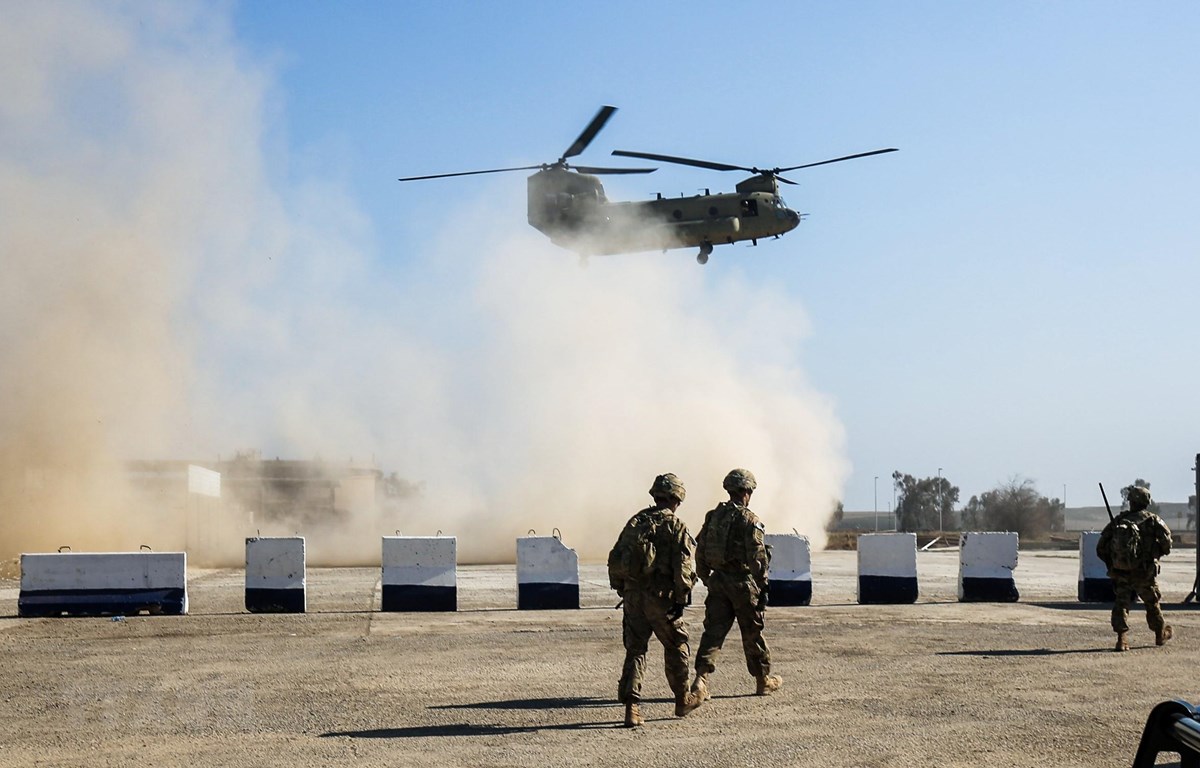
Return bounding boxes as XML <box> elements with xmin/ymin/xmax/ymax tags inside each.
<box><xmin>399</xmin><ymin>106</ymin><xmax>897</xmax><ymax>265</ymax></box>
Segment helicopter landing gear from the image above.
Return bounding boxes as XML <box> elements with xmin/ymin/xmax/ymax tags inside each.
<box><xmin>697</xmin><ymin>241</ymin><xmax>713</xmax><ymax>265</ymax></box>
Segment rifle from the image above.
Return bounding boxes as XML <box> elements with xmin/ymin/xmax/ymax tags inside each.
<box><xmin>1099</xmin><ymin>483</ymin><xmax>1115</xmax><ymax>522</ymax></box>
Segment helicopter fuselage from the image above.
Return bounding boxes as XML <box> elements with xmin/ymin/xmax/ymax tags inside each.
<box><xmin>527</xmin><ymin>167</ymin><xmax>800</xmax><ymax>257</ymax></box>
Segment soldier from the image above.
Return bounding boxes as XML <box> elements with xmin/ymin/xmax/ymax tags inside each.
<box><xmin>607</xmin><ymin>473</ymin><xmax>703</xmax><ymax>727</ymax></box>
<box><xmin>1096</xmin><ymin>485</ymin><xmax>1173</xmax><ymax>651</ymax></box>
<box><xmin>690</xmin><ymin>468</ymin><xmax>783</xmax><ymax>699</ymax></box>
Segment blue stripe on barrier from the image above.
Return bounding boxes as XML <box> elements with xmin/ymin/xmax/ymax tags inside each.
<box><xmin>767</xmin><ymin>580</ymin><xmax>812</xmax><ymax>606</ymax></box>
<box><xmin>1078</xmin><ymin>577</ymin><xmax>1116</xmax><ymax>602</ymax></box>
<box><xmin>245</xmin><ymin>588</ymin><xmax>306</xmax><ymax>613</ymax></box>
<box><xmin>381</xmin><ymin>584</ymin><xmax>457</xmax><ymax>612</ymax></box>
<box><xmin>858</xmin><ymin>575</ymin><xmax>918</xmax><ymax>604</ymax></box>
<box><xmin>518</xmin><ymin>582</ymin><xmax>579</xmax><ymax>610</ymax></box>
<box><xmin>18</xmin><ymin>588</ymin><xmax>187</xmax><ymax>617</ymax></box>
<box><xmin>960</xmin><ymin>577</ymin><xmax>1019</xmax><ymax>603</ymax></box>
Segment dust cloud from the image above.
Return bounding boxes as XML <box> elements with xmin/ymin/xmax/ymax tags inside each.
<box><xmin>0</xmin><ymin>4</ymin><xmax>848</xmax><ymax>568</ymax></box>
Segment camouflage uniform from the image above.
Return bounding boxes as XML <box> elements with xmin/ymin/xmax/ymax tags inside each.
<box><xmin>693</xmin><ymin>471</ymin><xmax>773</xmax><ymax>682</ymax></box>
<box><xmin>1096</xmin><ymin>486</ymin><xmax>1173</xmax><ymax>648</ymax></box>
<box><xmin>607</xmin><ymin>477</ymin><xmax>698</xmax><ymax>707</ymax></box>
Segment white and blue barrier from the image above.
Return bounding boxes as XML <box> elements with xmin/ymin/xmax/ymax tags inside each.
<box><xmin>857</xmin><ymin>533</ymin><xmax>918</xmax><ymax>604</ymax></box>
<box><xmin>516</xmin><ymin>535</ymin><xmax>578</xmax><ymax>610</ymax></box>
<box><xmin>18</xmin><ymin>551</ymin><xmax>188</xmax><ymax>617</ymax></box>
<box><xmin>958</xmin><ymin>531</ymin><xmax>1019</xmax><ymax>602</ymax></box>
<box><xmin>245</xmin><ymin>537</ymin><xmax>306</xmax><ymax>613</ymax></box>
<box><xmin>763</xmin><ymin>532</ymin><xmax>812</xmax><ymax>606</ymax></box>
<box><xmin>381</xmin><ymin>536</ymin><xmax>457</xmax><ymax>612</ymax></box>
<box><xmin>1078</xmin><ymin>531</ymin><xmax>1115</xmax><ymax>602</ymax></box>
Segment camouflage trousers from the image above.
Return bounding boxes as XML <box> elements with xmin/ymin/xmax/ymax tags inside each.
<box><xmin>618</xmin><ymin>589</ymin><xmax>691</xmax><ymax>703</ymax></box>
<box><xmin>694</xmin><ymin>570</ymin><xmax>771</xmax><ymax>678</ymax></box>
<box><xmin>1110</xmin><ymin>569</ymin><xmax>1166</xmax><ymax>634</ymax></box>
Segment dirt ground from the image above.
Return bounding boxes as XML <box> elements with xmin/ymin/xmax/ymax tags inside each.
<box><xmin>1</xmin><ymin>549</ymin><xmax>1198</xmax><ymax>767</ymax></box>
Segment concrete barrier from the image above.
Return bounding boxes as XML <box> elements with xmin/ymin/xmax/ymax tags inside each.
<box><xmin>517</xmin><ymin>536</ymin><xmax>578</xmax><ymax>610</ymax></box>
<box><xmin>857</xmin><ymin>533</ymin><xmax>918</xmax><ymax>604</ymax></box>
<box><xmin>381</xmin><ymin>536</ymin><xmax>457</xmax><ymax>612</ymax></box>
<box><xmin>763</xmin><ymin>533</ymin><xmax>812</xmax><ymax>606</ymax></box>
<box><xmin>958</xmin><ymin>531</ymin><xmax>1019</xmax><ymax>602</ymax></box>
<box><xmin>18</xmin><ymin>551</ymin><xmax>188</xmax><ymax>617</ymax></box>
<box><xmin>1078</xmin><ymin>531</ymin><xmax>1115</xmax><ymax>602</ymax></box>
<box><xmin>245</xmin><ymin>536</ymin><xmax>306</xmax><ymax>613</ymax></box>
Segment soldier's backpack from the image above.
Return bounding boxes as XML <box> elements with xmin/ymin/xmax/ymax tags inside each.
<box><xmin>702</xmin><ymin>505</ymin><xmax>738</xmax><ymax>570</ymax></box>
<box><xmin>1109</xmin><ymin>517</ymin><xmax>1144</xmax><ymax>571</ymax></box>
<box><xmin>611</xmin><ymin>511</ymin><xmax>661</xmax><ymax>583</ymax></box>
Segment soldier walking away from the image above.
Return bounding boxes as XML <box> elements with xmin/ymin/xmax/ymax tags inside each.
<box><xmin>690</xmin><ymin>468</ymin><xmax>783</xmax><ymax>700</ymax></box>
<box><xmin>607</xmin><ymin>473</ymin><xmax>704</xmax><ymax>728</ymax></box>
<box><xmin>1096</xmin><ymin>485</ymin><xmax>1174</xmax><ymax>651</ymax></box>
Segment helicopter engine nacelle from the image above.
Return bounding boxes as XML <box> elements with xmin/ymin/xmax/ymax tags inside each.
<box><xmin>527</xmin><ymin>168</ymin><xmax>607</xmax><ymax>239</ymax></box>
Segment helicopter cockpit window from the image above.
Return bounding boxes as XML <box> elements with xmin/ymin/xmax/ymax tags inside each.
<box><xmin>741</xmin><ymin>199</ymin><xmax>759</xmax><ymax>217</ymax></box>
<box><xmin>774</xmin><ymin>196</ymin><xmax>788</xmax><ymax>209</ymax></box>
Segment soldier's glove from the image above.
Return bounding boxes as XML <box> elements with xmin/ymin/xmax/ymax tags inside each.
<box><xmin>667</xmin><ymin>602</ymin><xmax>686</xmax><ymax>622</ymax></box>
<box><xmin>755</xmin><ymin>581</ymin><xmax>769</xmax><ymax>612</ymax></box>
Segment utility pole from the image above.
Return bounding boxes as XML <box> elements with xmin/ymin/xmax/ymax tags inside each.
<box><xmin>1187</xmin><ymin>454</ymin><xmax>1199</xmax><ymax>603</ymax></box>
<box><xmin>874</xmin><ymin>476</ymin><xmax>879</xmax><ymax>531</ymax></box>
<box><xmin>937</xmin><ymin>467</ymin><xmax>944</xmax><ymax>533</ymax></box>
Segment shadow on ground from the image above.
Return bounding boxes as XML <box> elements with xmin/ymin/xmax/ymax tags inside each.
<box><xmin>938</xmin><ymin>647</ymin><xmax>1111</xmax><ymax>657</ymax></box>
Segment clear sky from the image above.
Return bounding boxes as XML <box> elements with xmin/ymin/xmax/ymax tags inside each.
<box><xmin>228</xmin><ymin>2</ymin><xmax>1200</xmax><ymax>510</ymax></box>
<box><xmin>5</xmin><ymin>2</ymin><xmax>1198</xmax><ymax>546</ymax></box>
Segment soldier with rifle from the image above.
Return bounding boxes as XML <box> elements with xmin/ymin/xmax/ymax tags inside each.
<box><xmin>1096</xmin><ymin>483</ymin><xmax>1174</xmax><ymax>651</ymax></box>
<box><xmin>690</xmin><ymin>468</ymin><xmax>783</xmax><ymax>699</ymax></box>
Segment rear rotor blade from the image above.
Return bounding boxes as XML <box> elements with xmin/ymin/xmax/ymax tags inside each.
<box><xmin>398</xmin><ymin>165</ymin><xmax>542</xmax><ymax>181</ymax></box>
<box><xmin>572</xmin><ymin>165</ymin><xmax>656</xmax><ymax>175</ymax></box>
<box><xmin>612</xmin><ymin>149</ymin><xmax>749</xmax><ymax>173</ymax></box>
<box><xmin>778</xmin><ymin>148</ymin><xmax>898</xmax><ymax>173</ymax></box>
<box><xmin>563</xmin><ymin>105</ymin><xmax>617</xmax><ymax>160</ymax></box>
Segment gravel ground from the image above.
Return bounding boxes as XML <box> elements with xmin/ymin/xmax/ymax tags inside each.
<box><xmin>1</xmin><ymin>549</ymin><xmax>1197</xmax><ymax>767</ymax></box>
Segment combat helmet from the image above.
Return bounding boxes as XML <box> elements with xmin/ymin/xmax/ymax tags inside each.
<box><xmin>1126</xmin><ymin>485</ymin><xmax>1152</xmax><ymax>511</ymax></box>
<box><xmin>649</xmin><ymin>473</ymin><xmax>686</xmax><ymax>503</ymax></box>
<box><xmin>723</xmin><ymin>468</ymin><xmax>757</xmax><ymax>493</ymax></box>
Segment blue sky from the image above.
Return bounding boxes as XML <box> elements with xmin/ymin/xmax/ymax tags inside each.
<box><xmin>224</xmin><ymin>2</ymin><xmax>1200</xmax><ymax>511</ymax></box>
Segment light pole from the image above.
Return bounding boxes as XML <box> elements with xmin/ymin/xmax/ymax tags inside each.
<box><xmin>937</xmin><ymin>467</ymin><xmax>944</xmax><ymax>533</ymax></box>
<box><xmin>874</xmin><ymin>476</ymin><xmax>879</xmax><ymax>531</ymax></box>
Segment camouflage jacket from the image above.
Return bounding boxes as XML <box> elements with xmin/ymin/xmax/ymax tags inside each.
<box><xmin>607</xmin><ymin>506</ymin><xmax>697</xmax><ymax>603</ymax></box>
<box><xmin>695</xmin><ymin>501</ymin><xmax>769</xmax><ymax>586</ymax></box>
<box><xmin>1096</xmin><ymin>509</ymin><xmax>1172</xmax><ymax>574</ymax></box>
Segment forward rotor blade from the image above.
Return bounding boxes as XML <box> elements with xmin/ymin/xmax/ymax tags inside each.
<box><xmin>775</xmin><ymin>175</ymin><xmax>800</xmax><ymax>185</ymax></box>
<box><xmin>398</xmin><ymin>165</ymin><xmax>542</xmax><ymax>181</ymax></box>
<box><xmin>612</xmin><ymin>149</ymin><xmax>748</xmax><ymax>173</ymax></box>
<box><xmin>563</xmin><ymin>105</ymin><xmax>617</xmax><ymax>160</ymax></box>
<box><xmin>778</xmin><ymin>148</ymin><xmax>898</xmax><ymax>173</ymax></box>
<box><xmin>572</xmin><ymin>165</ymin><xmax>656</xmax><ymax>175</ymax></box>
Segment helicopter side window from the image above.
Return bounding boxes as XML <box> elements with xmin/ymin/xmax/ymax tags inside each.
<box><xmin>741</xmin><ymin>199</ymin><xmax>759</xmax><ymax>217</ymax></box>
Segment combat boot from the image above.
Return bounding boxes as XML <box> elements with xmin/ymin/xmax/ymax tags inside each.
<box><xmin>623</xmin><ymin>702</ymin><xmax>644</xmax><ymax>728</ymax></box>
<box><xmin>690</xmin><ymin>673</ymin><xmax>711</xmax><ymax>702</ymax></box>
<box><xmin>1114</xmin><ymin>631</ymin><xmax>1129</xmax><ymax>652</ymax></box>
<box><xmin>1156</xmin><ymin>625</ymin><xmax>1173</xmax><ymax>646</ymax></box>
<box><xmin>755</xmin><ymin>674</ymin><xmax>783</xmax><ymax>695</ymax></box>
<box><xmin>674</xmin><ymin>691</ymin><xmax>702</xmax><ymax>717</ymax></box>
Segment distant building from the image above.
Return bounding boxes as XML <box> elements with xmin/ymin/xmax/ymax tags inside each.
<box><xmin>126</xmin><ymin>452</ymin><xmax>385</xmax><ymax>565</ymax></box>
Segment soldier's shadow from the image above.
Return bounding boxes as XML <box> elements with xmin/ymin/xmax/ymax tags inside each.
<box><xmin>321</xmin><ymin>721</ymin><xmax>616</xmax><ymax>738</ymax></box>
<box><xmin>321</xmin><ymin>696</ymin><xmax>623</xmax><ymax>738</ymax></box>
<box><xmin>937</xmin><ymin>647</ymin><xmax>1111</xmax><ymax>657</ymax></box>
<box><xmin>428</xmin><ymin>696</ymin><xmax>611</xmax><ymax>711</ymax></box>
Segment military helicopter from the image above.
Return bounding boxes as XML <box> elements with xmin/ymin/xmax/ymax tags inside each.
<box><xmin>400</xmin><ymin>106</ymin><xmax>897</xmax><ymax>264</ymax></box>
